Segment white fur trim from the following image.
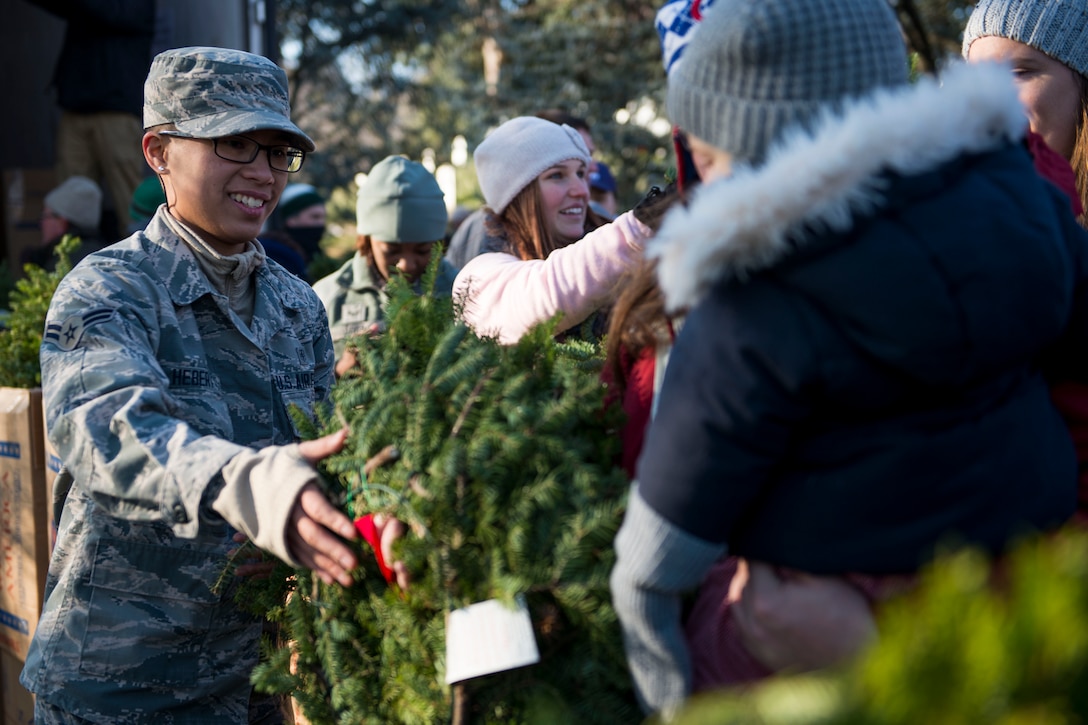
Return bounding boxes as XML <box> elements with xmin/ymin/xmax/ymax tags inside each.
<box><xmin>648</xmin><ymin>62</ymin><xmax>1029</xmax><ymax>312</ymax></box>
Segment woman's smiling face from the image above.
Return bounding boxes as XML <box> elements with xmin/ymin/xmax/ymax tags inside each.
<box><xmin>537</xmin><ymin>159</ymin><xmax>590</xmax><ymax>244</ymax></box>
<box><xmin>968</xmin><ymin>36</ymin><xmax>1082</xmax><ymax>160</ymax></box>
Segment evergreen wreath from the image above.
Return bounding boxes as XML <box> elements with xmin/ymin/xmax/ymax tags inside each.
<box><xmin>235</xmin><ymin>259</ymin><xmax>638</xmax><ymax>723</ymax></box>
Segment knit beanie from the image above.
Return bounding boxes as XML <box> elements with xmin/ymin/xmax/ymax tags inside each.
<box><xmin>278</xmin><ymin>183</ymin><xmax>325</xmax><ymax>221</ymax></box>
<box><xmin>356</xmin><ymin>155</ymin><xmax>448</xmax><ymax>243</ymax></box>
<box><xmin>44</xmin><ymin>175</ymin><xmax>103</xmax><ymax>232</ymax></box>
<box><xmin>962</xmin><ymin>0</ymin><xmax>1088</xmax><ymax>77</ymax></box>
<box><xmin>129</xmin><ymin>175</ymin><xmax>167</xmax><ymax>221</ymax></box>
<box><xmin>667</xmin><ymin>0</ymin><xmax>909</xmax><ymax>166</ymax></box>
<box><xmin>473</xmin><ymin>116</ymin><xmax>592</xmax><ymax>214</ymax></box>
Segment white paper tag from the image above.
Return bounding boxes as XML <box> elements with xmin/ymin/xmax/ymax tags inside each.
<box><xmin>444</xmin><ymin>595</ymin><xmax>541</xmax><ymax>684</ymax></box>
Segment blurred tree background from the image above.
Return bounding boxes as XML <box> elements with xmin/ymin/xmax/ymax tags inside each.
<box><xmin>274</xmin><ymin>0</ymin><xmax>979</xmax><ymax>254</ymax></box>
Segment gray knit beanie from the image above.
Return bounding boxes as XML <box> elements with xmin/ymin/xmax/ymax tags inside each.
<box><xmin>44</xmin><ymin>175</ymin><xmax>103</xmax><ymax>232</ymax></box>
<box><xmin>473</xmin><ymin>116</ymin><xmax>592</xmax><ymax>214</ymax></box>
<box><xmin>356</xmin><ymin>155</ymin><xmax>448</xmax><ymax>243</ymax></box>
<box><xmin>962</xmin><ymin>0</ymin><xmax>1088</xmax><ymax>77</ymax></box>
<box><xmin>667</xmin><ymin>0</ymin><xmax>909</xmax><ymax>166</ymax></box>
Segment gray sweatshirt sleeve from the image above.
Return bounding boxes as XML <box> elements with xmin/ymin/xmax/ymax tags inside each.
<box><xmin>610</xmin><ymin>484</ymin><xmax>726</xmax><ymax>716</ymax></box>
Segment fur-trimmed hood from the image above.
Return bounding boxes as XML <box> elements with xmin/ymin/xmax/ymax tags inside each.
<box><xmin>649</xmin><ymin>62</ymin><xmax>1030</xmax><ymax>313</ymax></box>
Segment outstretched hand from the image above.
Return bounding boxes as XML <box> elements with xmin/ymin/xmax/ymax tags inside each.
<box><xmin>286</xmin><ymin>429</ymin><xmax>359</xmax><ymax>586</ymax></box>
<box><xmin>372</xmin><ymin>513</ymin><xmax>410</xmax><ymax>590</ymax></box>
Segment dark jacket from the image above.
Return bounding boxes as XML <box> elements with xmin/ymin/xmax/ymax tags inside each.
<box><xmin>29</xmin><ymin>0</ymin><xmax>155</xmax><ymax>114</ymax></box>
<box><xmin>22</xmin><ymin>232</ymin><xmax>110</xmax><ymax>272</ymax></box>
<box><xmin>638</xmin><ymin>62</ymin><xmax>1088</xmax><ymax>575</ymax></box>
<box><xmin>443</xmin><ymin>207</ymin><xmax>506</xmax><ymax>270</ymax></box>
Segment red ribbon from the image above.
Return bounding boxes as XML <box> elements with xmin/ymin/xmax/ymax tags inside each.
<box><xmin>354</xmin><ymin>514</ymin><xmax>395</xmax><ymax>585</ymax></box>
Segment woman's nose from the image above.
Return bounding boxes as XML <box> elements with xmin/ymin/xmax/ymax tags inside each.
<box><xmin>399</xmin><ymin>257</ymin><xmax>423</xmax><ymax>276</ymax></box>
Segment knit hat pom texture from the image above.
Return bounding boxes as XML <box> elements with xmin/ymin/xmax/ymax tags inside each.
<box><xmin>667</xmin><ymin>0</ymin><xmax>909</xmax><ymax>166</ymax></box>
<box><xmin>962</xmin><ymin>0</ymin><xmax>1088</xmax><ymax>77</ymax></box>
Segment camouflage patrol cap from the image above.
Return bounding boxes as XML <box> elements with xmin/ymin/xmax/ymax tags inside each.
<box><xmin>143</xmin><ymin>46</ymin><xmax>315</xmax><ymax>152</ymax></box>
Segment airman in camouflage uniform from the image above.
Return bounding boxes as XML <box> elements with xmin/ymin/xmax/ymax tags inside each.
<box><xmin>21</xmin><ymin>47</ymin><xmax>359</xmax><ymax>724</ymax></box>
<box><xmin>312</xmin><ymin>155</ymin><xmax>458</xmax><ymax>364</ymax></box>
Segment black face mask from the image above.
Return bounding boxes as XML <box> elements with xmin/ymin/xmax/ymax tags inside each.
<box><xmin>289</xmin><ymin>225</ymin><xmax>325</xmax><ymax>258</ymax></box>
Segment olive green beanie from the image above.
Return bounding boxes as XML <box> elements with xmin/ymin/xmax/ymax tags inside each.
<box><xmin>356</xmin><ymin>155</ymin><xmax>448</xmax><ymax>242</ymax></box>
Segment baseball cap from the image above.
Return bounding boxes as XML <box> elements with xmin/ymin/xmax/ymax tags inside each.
<box><xmin>589</xmin><ymin>162</ymin><xmax>617</xmax><ymax>194</ymax></box>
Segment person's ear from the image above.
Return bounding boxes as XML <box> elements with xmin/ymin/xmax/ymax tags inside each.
<box><xmin>143</xmin><ymin>131</ymin><xmax>168</xmax><ymax>174</ymax></box>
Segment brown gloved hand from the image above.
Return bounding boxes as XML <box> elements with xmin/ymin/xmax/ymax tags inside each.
<box><xmin>631</xmin><ymin>182</ymin><xmax>681</xmax><ymax>233</ymax></box>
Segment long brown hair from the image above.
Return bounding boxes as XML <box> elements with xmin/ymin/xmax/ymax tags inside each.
<box><xmin>1072</xmin><ymin>72</ymin><xmax>1088</xmax><ymax>228</ymax></box>
<box><xmin>604</xmin><ymin>183</ymin><xmax>687</xmax><ymax>397</ymax></box>
<box><xmin>485</xmin><ymin>181</ymin><xmax>610</xmax><ymax>261</ymax></box>
<box><xmin>605</xmin><ymin>260</ymin><xmax>672</xmax><ymax>397</ymax></box>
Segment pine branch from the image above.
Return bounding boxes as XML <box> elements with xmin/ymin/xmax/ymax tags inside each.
<box><xmin>234</xmin><ymin>253</ymin><xmax>637</xmax><ymax>721</ymax></box>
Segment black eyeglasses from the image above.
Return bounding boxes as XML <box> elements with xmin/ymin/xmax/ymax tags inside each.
<box><xmin>159</xmin><ymin>131</ymin><xmax>306</xmax><ymax>173</ymax></box>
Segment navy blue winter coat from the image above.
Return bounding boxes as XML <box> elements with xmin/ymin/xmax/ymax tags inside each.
<box><xmin>640</xmin><ymin>64</ymin><xmax>1088</xmax><ymax>575</ymax></box>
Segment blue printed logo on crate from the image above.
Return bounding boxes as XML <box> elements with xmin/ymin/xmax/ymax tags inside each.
<box><xmin>0</xmin><ymin>609</ymin><xmax>29</xmax><ymax>635</ymax></box>
<box><xmin>0</xmin><ymin>441</ymin><xmax>20</xmax><ymax>460</ymax></box>
<box><xmin>47</xmin><ymin>452</ymin><xmax>61</xmax><ymax>473</ymax></box>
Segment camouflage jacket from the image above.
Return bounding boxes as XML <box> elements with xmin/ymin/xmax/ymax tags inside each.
<box><xmin>312</xmin><ymin>251</ymin><xmax>457</xmax><ymax>356</ymax></box>
<box><xmin>21</xmin><ymin>209</ymin><xmax>335</xmax><ymax>723</ymax></box>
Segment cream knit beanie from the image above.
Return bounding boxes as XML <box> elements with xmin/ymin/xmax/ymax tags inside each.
<box><xmin>473</xmin><ymin>116</ymin><xmax>592</xmax><ymax>214</ymax></box>
<box><xmin>44</xmin><ymin>175</ymin><xmax>103</xmax><ymax>232</ymax></box>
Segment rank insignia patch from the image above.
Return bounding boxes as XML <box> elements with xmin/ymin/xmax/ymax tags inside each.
<box><xmin>44</xmin><ymin>308</ymin><xmax>114</xmax><ymax>352</ymax></box>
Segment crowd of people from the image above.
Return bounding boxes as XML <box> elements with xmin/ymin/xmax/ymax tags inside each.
<box><xmin>15</xmin><ymin>0</ymin><xmax>1088</xmax><ymax>721</ymax></box>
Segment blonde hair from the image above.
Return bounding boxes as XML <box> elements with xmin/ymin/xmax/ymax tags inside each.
<box><xmin>1073</xmin><ymin>73</ymin><xmax>1088</xmax><ymax>227</ymax></box>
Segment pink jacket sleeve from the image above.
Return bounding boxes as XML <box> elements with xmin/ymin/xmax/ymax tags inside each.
<box><xmin>452</xmin><ymin>211</ymin><xmax>651</xmax><ymax>344</ymax></box>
